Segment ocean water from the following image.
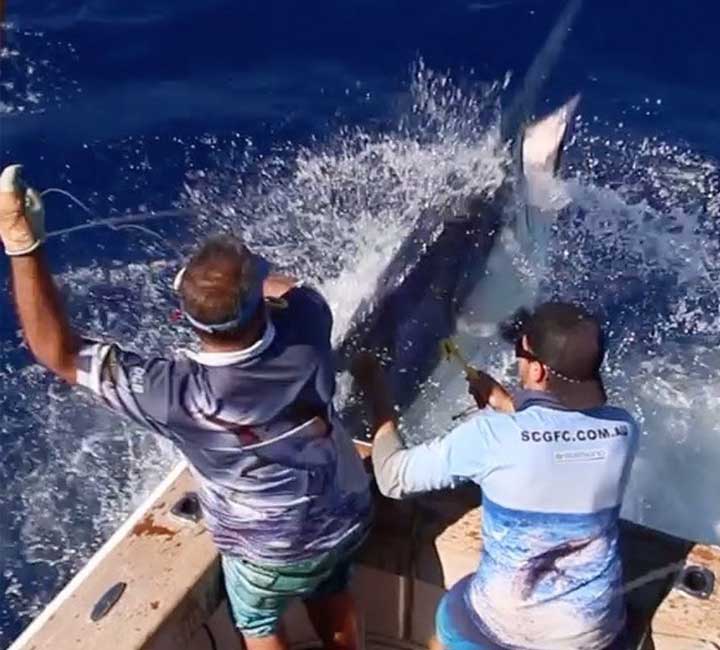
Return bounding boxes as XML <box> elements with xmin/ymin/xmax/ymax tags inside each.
<box><xmin>1</xmin><ymin>0</ymin><xmax>719</xmax><ymax>646</ymax></box>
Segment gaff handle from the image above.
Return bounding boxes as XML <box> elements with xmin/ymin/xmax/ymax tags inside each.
<box><xmin>439</xmin><ymin>338</ymin><xmax>479</xmax><ymax>380</ymax></box>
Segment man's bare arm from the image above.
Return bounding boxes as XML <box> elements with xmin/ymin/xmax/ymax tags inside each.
<box><xmin>351</xmin><ymin>352</ymin><xmax>397</xmax><ymax>437</ymax></box>
<box><xmin>263</xmin><ymin>274</ymin><xmax>296</xmax><ymax>299</ymax></box>
<box><xmin>467</xmin><ymin>368</ymin><xmax>515</xmax><ymax>413</ymax></box>
<box><xmin>10</xmin><ymin>251</ymin><xmax>79</xmax><ymax>384</ymax></box>
<box><xmin>352</xmin><ymin>353</ymin><xmax>462</xmax><ymax>499</ymax></box>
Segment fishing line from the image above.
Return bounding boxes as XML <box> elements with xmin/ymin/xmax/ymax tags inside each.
<box><xmin>40</xmin><ymin>188</ymin><xmax>196</xmax><ymax>246</ymax></box>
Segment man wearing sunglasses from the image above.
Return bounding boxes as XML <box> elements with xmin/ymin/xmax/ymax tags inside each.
<box><xmin>0</xmin><ymin>165</ymin><xmax>371</xmax><ymax>650</ymax></box>
<box><xmin>353</xmin><ymin>302</ymin><xmax>638</xmax><ymax>650</ymax></box>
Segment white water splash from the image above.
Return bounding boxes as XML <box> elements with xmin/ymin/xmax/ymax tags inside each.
<box><xmin>0</xmin><ymin>25</ymin><xmax>81</xmax><ymax>115</ymax></box>
<box><xmin>542</xmin><ymin>128</ymin><xmax>720</xmax><ymax>543</ymax></box>
<box><xmin>402</xmin><ymin>120</ymin><xmax>720</xmax><ymax>544</ymax></box>
<box><xmin>0</xmin><ymin>262</ymin><xmax>185</xmax><ymax>626</ymax></box>
<box><xmin>1</xmin><ymin>62</ymin><xmax>719</xmax><ymax>644</ymax></box>
<box><xmin>0</xmin><ymin>65</ymin><xmax>510</xmax><ymax>637</ymax></box>
<box><xmin>183</xmin><ymin>62</ymin><xmax>510</xmax><ymax>342</ymax></box>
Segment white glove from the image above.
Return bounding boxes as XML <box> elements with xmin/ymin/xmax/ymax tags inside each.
<box><xmin>0</xmin><ymin>164</ymin><xmax>46</xmax><ymax>256</ymax></box>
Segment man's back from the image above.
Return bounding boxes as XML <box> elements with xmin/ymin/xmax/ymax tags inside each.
<box><xmin>3</xmin><ymin>220</ymin><xmax>371</xmax><ymax>647</ymax></box>
<box><xmin>456</xmin><ymin>392</ymin><xmax>638</xmax><ymax>649</ymax></box>
<box><xmin>77</xmin><ymin>285</ymin><xmax>372</xmax><ymax>564</ymax></box>
<box><xmin>361</xmin><ymin>301</ymin><xmax>636</xmax><ymax>650</ymax></box>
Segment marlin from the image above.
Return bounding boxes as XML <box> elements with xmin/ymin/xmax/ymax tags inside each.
<box><xmin>336</xmin><ymin>0</ymin><xmax>584</xmax><ymax>418</ymax></box>
<box><xmin>335</xmin><ymin>95</ymin><xmax>579</xmax><ymax>415</ymax></box>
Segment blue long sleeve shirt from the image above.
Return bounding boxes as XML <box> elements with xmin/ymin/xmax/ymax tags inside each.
<box><xmin>372</xmin><ymin>391</ymin><xmax>638</xmax><ymax>650</ymax></box>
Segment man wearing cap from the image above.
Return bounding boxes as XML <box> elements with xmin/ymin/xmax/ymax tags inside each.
<box><xmin>0</xmin><ymin>165</ymin><xmax>372</xmax><ymax>650</ymax></box>
<box><xmin>353</xmin><ymin>303</ymin><xmax>639</xmax><ymax>650</ymax></box>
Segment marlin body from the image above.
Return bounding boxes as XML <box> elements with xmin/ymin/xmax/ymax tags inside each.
<box><xmin>336</xmin><ymin>95</ymin><xmax>580</xmax><ymax>418</ymax></box>
<box><xmin>335</xmin><ymin>0</ymin><xmax>585</xmax><ymax>421</ymax></box>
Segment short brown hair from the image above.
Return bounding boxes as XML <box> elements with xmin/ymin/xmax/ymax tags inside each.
<box><xmin>525</xmin><ymin>302</ymin><xmax>605</xmax><ymax>384</ymax></box>
<box><xmin>179</xmin><ymin>235</ymin><xmax>259</xmax><ymax>330</ymax></box>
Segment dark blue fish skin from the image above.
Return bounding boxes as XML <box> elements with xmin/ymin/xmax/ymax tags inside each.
<box><xmin>337</xmin><ymin>189</ymin><xmax>508</xmax><ymax>415</ymax></box>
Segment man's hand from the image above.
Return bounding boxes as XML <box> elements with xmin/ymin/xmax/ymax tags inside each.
<box><xmin>2</xmin><ymin>164</ymin><xmax>78</xmax><ymax>383</ymax></box>
<box><xmin>350</xmin><ymin>351</ymin><xmax>397</xmax><ymax>438</ymax></box>
<box><xmin>0</xmin><ymin>165</ymin><xmax>46</xmax><ymax>256</ymax></box>
<box><xmin>263</xmin><ymin>273</ymin><xmax>296</xmax><ymax>299</ymax></box>
<box><xmin>466</xmin><ymin>369</ymin><xmax>515</xmax><ymax>413</ymax></box>
<box><xmin>350</xmin><ymin>351</ymin><xmax>382</xmax><ymax>394</ymax></box>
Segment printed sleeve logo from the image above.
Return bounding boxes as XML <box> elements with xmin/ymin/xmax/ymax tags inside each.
<box><xmin>129</xmin><ymin>367</ymin><xmax>146</xmax><ymax>394</ymax></box>
<box><xmin>554</xmin><ymin>449</ymin><xmax>607</xmax><ymax>463</ymax></box>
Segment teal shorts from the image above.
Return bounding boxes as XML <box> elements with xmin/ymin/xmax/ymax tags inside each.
<box><xmin>222</xmin><ymin>530</ymin><xmax>366</xmax><ymax>638</ymax></box>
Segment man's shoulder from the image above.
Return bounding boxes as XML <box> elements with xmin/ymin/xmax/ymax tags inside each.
<box><xmin>474</xmin><ymin>403</ymin><xmax>550</xmax><ymax>429</ymax></box>
<box><xmin>281</xmin><ymin>283</ymin><xmax>328</xmax><ymax>307</ymax></box>
<box><xmin>576</xmin><ymin>404</ymin><xmax>639</xmax><ymax>438</ymax></box>
<box><xmin>452</xmin><ymin>410</ymin><xmax>521</xmax><ymax>445</ymax></box>
<box><xmin>514</xmin><ymin>391</ymin><xmax>637</xmax><ymax>426</ymax></box>
<box><xmin>475</xmin><ymin>409</ymin><xmax>520</xmax><ymax>428</ymax></box>
<box><xmin>271</xmin><ymin>284</ymin><xmax>333</xmax><ymax>343</ymax></box>
<box><xmin>588</xmin><ymin>404</ymin><xmax>636</xmax><ymax>423</ymax></box>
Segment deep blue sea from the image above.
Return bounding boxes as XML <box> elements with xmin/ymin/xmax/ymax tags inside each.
<box><xmin>1</xmin><ymin>1</ymin><xmax>719</xmax><ymax>646</ymax></box>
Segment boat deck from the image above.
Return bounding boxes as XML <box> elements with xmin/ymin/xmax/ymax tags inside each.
<box><xmin>9</xmin><ymin>463</ymin><xmax>720</xmax><ymax>650</ymax></box>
